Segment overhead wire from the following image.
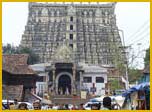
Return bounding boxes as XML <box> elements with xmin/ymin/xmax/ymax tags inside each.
<box><xmin>127</xmin><ymin>26</ymin><xmax>150</xmax><ymax>45</ymax></box>
<box><xmin>126</xmin><ymin>19</ymin><xmax>149</xmax><ymax>43</ymax></box>
<box><xmin>128</xmin><ymin>32</ymin><xmax>150</xmax><ymax>46</ymax></box>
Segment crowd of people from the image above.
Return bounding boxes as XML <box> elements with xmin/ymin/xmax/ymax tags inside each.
<box><xmin>3</xmin><ymin>96</ymin><xmax>121</xmax><ymax>110</ymax></box>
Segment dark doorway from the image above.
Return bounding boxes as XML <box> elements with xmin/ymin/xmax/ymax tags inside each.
<box><xmin>58</xmin><ymin>75</ymin><xmax>71</xmax><ymax>95</ymax></box>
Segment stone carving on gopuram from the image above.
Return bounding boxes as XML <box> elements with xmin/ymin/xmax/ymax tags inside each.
<box><xmin>53</xmin><ymin>44</ymin><xmax>73</xmax><ymax>63</ymax></box>
<box><xmin>20</xmin><ymin>2</ymin><xmax>125</xmax><ymax>66</ymax></box>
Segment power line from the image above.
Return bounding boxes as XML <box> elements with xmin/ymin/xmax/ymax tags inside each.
<box><xmin>128</xmin><ymin>31</ymin><xmax>150</xmax><ymax>46</ymax></box>
<box><xmin>127</xmin><ymin>25</ymin><xmax>150</xmax><ymax>44</ymax></box>
<box><xmin>127</xmin><ymin>19</ymin><xmax>149</xmax><ymax>42</ymax></box>
<box><xmin>129</xmin><ymin>37</ymin><xmax>150</xmax><ymax>47</ymax></box>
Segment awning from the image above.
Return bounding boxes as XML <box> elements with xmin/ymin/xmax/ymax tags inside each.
<box><xmin>90</xmin><ymin>95</ymin><xmax>125</xmax><ymax>107</ymax></box>
<box><xmin>122</xmin><ymin>82</ymin><xmax>150</xmax><ymax>97</ymax></box>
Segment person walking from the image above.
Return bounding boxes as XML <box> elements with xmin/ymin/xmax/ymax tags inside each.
<box><xmin>9</xmin><ymin>103</ymin><xmax>15</xmax><ymax>110</ymax></box>
<box><xmin>100</xmin><ymin>96</ymin><xmax>112</xmax><ymax>110</ymax></box>
<box><xmin>79</xmin><ymin>103</ymin><xmax>85</xmax><ymax>110</ymax></box>
<box><xmin>41</xmin><ymin>93</ymin><xmax>52</xmax><ymax>110</ymax></box>
<box><xmin>18</xmin><ymin>103</ymin><xmax>28</xmax><ymax>110</ymax></box>
<box><xmin>14</xmin><ymin>99</ymin><xmax>19</xmax><ymax>109</ymax></box>
<box><xmin>33</xmin><ymin>101</ymin><xmax>41</xmax><ymax>110</ymax></box>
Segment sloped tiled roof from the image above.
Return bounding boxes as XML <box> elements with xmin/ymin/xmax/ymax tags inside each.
<box><xmin>3</xmin><ymin>54</ymin><xmax>36</xmax><ymax>75</ymax></box>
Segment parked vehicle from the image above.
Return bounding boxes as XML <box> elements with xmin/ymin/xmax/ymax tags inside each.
<box><xmin>84</xmin><ymin>95</ymin><xmax>125</xmax><ymax>110</ymax></box>
<box><xmin>2</xmin><ymin>100</ymin><xmax>14</xmax><ymax>109</ymax></box>
<box><xmin>83</xmin><ymin>101</ymin><xmax>101</xmax><ymax>110</ymax></box>
<box><xmin>2</xmin><ymin>100</ymin><xmax>33</xmax><ymax>110</ymax></box>
<box><xmin>115</xmin><ymin>89</ymin><xmax>126</xmax><ymax>95</ymax></box>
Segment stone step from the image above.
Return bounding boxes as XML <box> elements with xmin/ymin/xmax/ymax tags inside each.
<box><xmin>51</xmin><ymin>95</ymin><xmax>79</xmax><ymax>99</ymax></box>
<box><xmin>50</xmin><ymin>95</ymin><xmax>96</xmax><ymax>105</ymax></box>
<box><xmin>52</xmin><ymin>98</ymin><xmax>90</xmax><ymax>105</ymax></box>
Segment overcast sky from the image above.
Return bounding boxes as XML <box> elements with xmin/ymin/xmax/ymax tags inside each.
<box><xmin>2</xmin><ymin>2</ymin><xmax>150</xmax><ymax>69</ymax></box>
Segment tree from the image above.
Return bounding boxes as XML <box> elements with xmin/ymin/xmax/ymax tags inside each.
<box><xmin>128</xmin><ymin>68</ymin><xmax>141</xmax><ymax>84</ymax></box>
<box><xmin>3</xmin><ymin>44</ymin><xmax>14</xmax><ymax>54</ymax></box>
<box><xmin>109</xmin><ymin>79</ymin><xmax>124</xmax><ymax>91</ymax></box>
<box><xmin>144</xmin><ymin>47</ymin><xmax>150</xmax><ymax>66</ymax></box>
<box><xmin>18</xmin><ymin>47</ymin><xmax>39</xmax><ymax>64</ymax></box>
<box><xmin>3</xmin><ymin>44</ymin><xmax>39</xmax><ymax>64</ymax></box>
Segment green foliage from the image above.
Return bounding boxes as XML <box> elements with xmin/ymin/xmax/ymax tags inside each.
<box><xmin>18</xmin><ymin>47</ymin><xmax>39</xmax><ymax>64</ymax></box>
<box><xmin>128</xmin><ymin>68</ymin><xmax>141</xmax><ymax>84</ymax></box>
<box><xmin>3</xmin><ymin>44</ymin><xmax>17</xmax><ymax>54</ymax></box>
<box><xmin>144</xmin><ymin>47</ymin><xmax>150</xmax><ymax>66</ymax></box>
<box><xmin>3</xmin><ymin>44</ymin><xmax>39</xmax><ymax>64</ymax></box>
<box><xmin>109</xmin><ymin>79</ymin><xmax>123</xmax><ymax>90</ymax></box>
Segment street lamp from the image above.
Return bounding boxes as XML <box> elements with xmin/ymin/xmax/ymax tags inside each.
<box><xmin>99</xmin><ymin>24</ymin><xmax>129</xmax><ymax>89</ymax></box>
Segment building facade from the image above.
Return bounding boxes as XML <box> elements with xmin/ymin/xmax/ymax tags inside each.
<box><xmin>2</xmin><ymin>54</ymin><xmax>39</xmax><ymax>101</ymax></box>
<box><xmin>20</xmin><ymin>2</ymin><xmax>124</xmax><ymax>65</ymax></box>
<box><xmin>30</xmin><ymin>62</ymin><xmax>108</xmax><ymax>96</ymax></box>
<box><xmin>81</xmin><ymin>64</ymin><xmax>107</xmax><ymax>96</ymax></box>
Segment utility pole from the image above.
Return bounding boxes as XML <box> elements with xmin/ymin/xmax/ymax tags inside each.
<box><xmin>125</xmin><ymin>52</ymin><xmax>129</xmax><ymax>89</ymax></box>
<box><xmin>118</xmin><ymin>29</ymin><xmax>129</xmax><ymax>90</ymax></box>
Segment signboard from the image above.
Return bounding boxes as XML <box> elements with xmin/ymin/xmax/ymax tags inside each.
<box><xmin>84</xmin><ymin>66</ymin><xmax>107</xmax><ymax>73</ymax></box>
<box><xmin>85</xmin><ymin>69</ymin><xmax>107</xmax><ymax>73</ymax></box>
<box><xmin>81</xmin><ymin>91</ymin><xmax>87</xmax><ymax>99</ymax></box>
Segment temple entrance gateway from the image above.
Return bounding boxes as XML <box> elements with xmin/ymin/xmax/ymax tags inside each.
<box><xmin>58</xmin><ymin>75</ymin><xmax>71</xmax><ymax>95</ymax></box>
<box><xmin>56</xmin><ymin>72</ymin><xmax>73</xmax><ymax>95</ymax></box>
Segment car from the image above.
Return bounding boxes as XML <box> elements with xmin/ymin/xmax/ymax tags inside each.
<box><xmin>84</xmin><ymin>95</ymin><xmax>125</xmax><ymax>110</ymax></box>
<box><xmin>83</xmin><ymin>101</ymin><xmax>102</xmax><ymax>110</ymax></box>
<box><xmin>2</xmin><ymin>100</ymin><xmax>14</xmax><ymax>110</ymax></box>
<box><xmin>115</xmin><ymin>89</ymin><xmax>126</xmax><ymax>95</ymax></box>
<box><xmin>2</xmin><ymin>100</ymin><xmax>34</xmax><ymax>110</ymax></box>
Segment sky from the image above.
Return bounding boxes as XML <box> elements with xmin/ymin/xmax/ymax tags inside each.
<box><xmin>2</xmin><ymin>2</ymin><xmax>150</xmax><ymax>69</ymax></box>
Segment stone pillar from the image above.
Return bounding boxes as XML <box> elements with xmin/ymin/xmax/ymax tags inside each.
<box><xmin>45</xmin><ymin>72</ymin><xmax>49</xmax><ymax>93</ymax></box>
<box><xmin>52</xmin><ymin>65</ymin><xmax>56</xmax><ymax>95</ymax></box>
<box><xmin>72</xmin><ymin>64</ymin><xmax>76</xmax><ymax>95</ymax></box>
<box><xmin>79</xmin><ymin>71</ymin><xmax>83</xmax><ymax>90</ymax></box>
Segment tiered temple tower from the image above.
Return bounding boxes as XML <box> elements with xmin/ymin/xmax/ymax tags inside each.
<box><xmin>20</xmin><ymin>2</ymin><xmax>124</xmax><ymax>65</ymax></box>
